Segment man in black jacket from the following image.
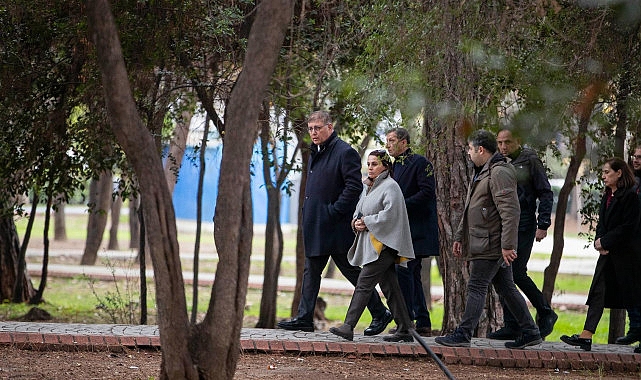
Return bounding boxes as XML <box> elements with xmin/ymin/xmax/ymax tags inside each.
<box><xmin>277</xmin><ymin>111</ymin><xmax>392</xmax><ymax>334</ymax></box>
<box><xmin>385</xmin><ymin>128</ymin><xmax>439</xmax><ymax>336</ymax></box>
<box><xmin>489</xmin><ymin>128</ymin><xmax>557</xmax><ymax>340</ymax></box>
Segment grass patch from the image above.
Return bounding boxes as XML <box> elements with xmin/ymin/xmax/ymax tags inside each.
<box><xmin>0</xmin><ymin>276</ymin><xmax>620</xmax><ymax>345</ymax></box>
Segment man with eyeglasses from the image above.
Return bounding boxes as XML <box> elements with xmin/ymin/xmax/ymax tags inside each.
<box><xmin>278</xmin><ymin>110</ymin><xmax>392</xmax><ymax>335</ymax></box>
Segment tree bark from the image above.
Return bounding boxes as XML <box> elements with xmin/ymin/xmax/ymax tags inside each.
<box><xmin>190</xmin><ymin>112</ymin><xmax>209</xmax><ymax>324</ymax></box>
<box><xmin>1</xmin><ymin>215</ymin><xmax>35</xmax><ymax>302</ymax></box>
<box><xmin>81</xmin><ymin>171</ymin><xmax>113</xmax><ymax>265</ymax></box>
<box><xmin>54</xmin><ymin>202</ymin><xmax>67</xmax><ymax>241</ymax></box>
<box><xmin>199</xmin><ymin>0</ymin><xmax>293</xmax><ymax>376</ymax></box>
<box><xmin>88</xmin><ymin>0</ymin><xmax>293</xmax><ymax>377</ymax></box>
<box><xmin>87</xmin><ymin>1</ymin><xmax>195</xmax><ymax>377</ymax></box>
<box><xmin>129</xmin><ymin>195</ymin><xmax>140</xmax><ymax>250</ymax></box>
<box><xmin>164</xmin><ymin>108</ymin><xmax>193</xmax><ymax>196</ymax></box>
<box><xmin>107</xmin><ymin>195</ymin><xmax>121</xmax><ymax>250</ymax></box>
<box><xmin>292</xmin><ymin>140</ymin><xmax>309</xmax><ymax>317</ymax></box>
<box><xmin>256</xmin><ymin>104</ymin><xmax>284</xmax><ymax>328</ymax></box>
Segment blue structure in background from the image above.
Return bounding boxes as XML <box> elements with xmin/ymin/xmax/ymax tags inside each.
<box><xmin>171</xmin><ymin>144</ymin><xmax>293</xmax><ymax>224</ymax></box>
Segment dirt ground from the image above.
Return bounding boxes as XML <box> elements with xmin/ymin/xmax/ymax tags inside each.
<box><xmin>0</xmin><ymin>345</ymin><xmax>638</xmax><ymax>380</ymax></box>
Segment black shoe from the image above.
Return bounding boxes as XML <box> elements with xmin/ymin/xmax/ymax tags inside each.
<box><xmin>277</xmin><ymin>318</ymin><xmax>314</xmax><ymax>332</ymax></box>
<box><xmin>615</xmin><ymin>327</ymin><xmax>641</xmax><ymax>345</ymax></box>
<box><xmin>505</xmin><ymin>333</ymin><xmax>543</xmax><ymax>349</ymax></box>
<box><xmin>329</xmin><ymin>324</ymin><xmax>354</xmax><ymax>341</ymax></box>
<box><xmin>383</xmin><ymin>333</ymin><xmax>413</xmax><ymax>343</ymax></box>
<box><xmin>561</xmin><ymin>334</ymin><xmax>592</xmax><ymax>351</ymax></box>
<box><xmin>416</xmin><ymin>326</ymin><xmax>432</xmax><ymax>337</ymax></box>
<box><xmin>635</xmin><ymin>345</ymin><xmax>641</xmax><ymax>354</ymax></box>
<box><xmin>434</xmin><ymin>328</ymin><xmax>471</xmax><ymax>347</ymax></box>
<box><xmin>364</xmin><ymin>310</ymin><xmax>393</xmax><ymax>336</ymax></box>
<box><xmin>537</xmin><ymin>310</ymin><xmax>558</xmax><ymax>338</ymax></box>
<box><xmin>487</xmin><ymin>326</ymin><xmax>520</xmax><ymax>340</ymax></box>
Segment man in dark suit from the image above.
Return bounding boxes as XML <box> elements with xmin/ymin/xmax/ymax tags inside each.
<box><xmin>385</xmin><ymin>128</ymin><xmax>439</xmax><ymax>336</ymax></box>
<box><xmin>277</xmin><ymin>111</ymin><xmax>392</xmax><ymax>334</ymax></box>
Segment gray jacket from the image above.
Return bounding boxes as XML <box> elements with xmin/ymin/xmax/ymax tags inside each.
<box><xmin>349</xmin><ymin>171</ymin><xmax>415</xmax><ymax>267</ymax></box>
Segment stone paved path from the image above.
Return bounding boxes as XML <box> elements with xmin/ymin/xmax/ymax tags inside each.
<box><xmin>1</xmin><ymin>321</ymin><xmax>640</xmax><ymax>372</ymax></box>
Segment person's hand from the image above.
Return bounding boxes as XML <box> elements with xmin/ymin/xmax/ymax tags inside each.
<box><xmin>502</xmin><ymin>248</ymin><xmax>517</xmax><ymax>266</ymax></box>
<box><xmin>535</xmin><ymin>229</ymin><xmax>547</xmax><ymax>242</ymax></box>
<box><xmin>598</xmin><ymin>249</ymin><xmax>609</xmax><ymax>256</ymax></box>
<box><xmin>452</xmin><ymin>241</ymin><xmax>462</xmax><ymax>257</ymax></box>
<box><xmin>353</xmin><ymin>218</ymin><xmax>367</xmax><ymax>232</ymax></box>
<box><xmin>594</xmin><ymin>238</ymin><xmax>602</xmax><ymax>251</ymax></box>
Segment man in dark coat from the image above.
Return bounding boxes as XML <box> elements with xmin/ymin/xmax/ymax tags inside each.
<box><xmin>489</xmin><ymin>129</ymin><xmax>557</xmax><ymax>340</ymax></box>
<box><xmin>385</xmin><ymin>128</ymin><xmax>439</xmax><ymax>336</ymax></box>
<box><xmin>277</xmin><ymin>111</ymin><xmax>392</xmax><ymax>334</ymax></box>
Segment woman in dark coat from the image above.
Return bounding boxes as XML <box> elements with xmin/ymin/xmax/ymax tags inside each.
<box><xmin>561</xmin><ymin>158</ymin><xmax>641</xmax><ymax>352</ymax></box>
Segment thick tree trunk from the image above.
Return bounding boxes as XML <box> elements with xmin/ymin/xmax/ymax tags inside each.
<box><xmin>81</xmin><ymin>171</ymin><xmax>113</xmax><ymax>265</ymax></box>
<box><xmin>199</xmin><ymin>1</ymin><xmax>293</xmax><ymax>376</ymax></box>
<box><xmin>87</xmin><ymin>2</ymin><xmax>195</xmax><ymax>378</ymax></box>
<box><xmin>0</xmin><ymin>215</ymin><xmax>35</xmax><ymax>302</ymax></box>
<box><xmin>89</xmin><ymin>0</ymin><xmax>292</xmax><ymax>376</ymax></box>
<box><xmin>426</xmin><ymin>118</ymin><xmax>471</xmax><ymax>333</ymax></box>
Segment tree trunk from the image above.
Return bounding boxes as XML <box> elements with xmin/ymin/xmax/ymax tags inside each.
<box><xmin>107</xmin><ymin>195</ymin><xmax>121</xmax><ymax>250</ymax></box>
<box><xmin>1</xmin><ymin>214</ymin><xmax>35</xmax><ymax>302</ymax></box>
<box><xmin>164</xmin><ymin>108</ymin><xmax>193</xmax><ymax>196</ymax></box>
<box><xmin>190</xmin><ymin>112</ymin><xmax>209</xmax><ymax>324</ymax></box>
<box><xmin>426</xmin><ymin>117</ymin><xmax>472</xmax><ymax>333</ymax></box>
<box><xmin>88</xmin><ymin>0</ymin><xmax>293</xmax><ymax>378</ymax></box>
<box><xmin>256</xmin><ymin>106</ymin><xmax>284</xmax><ymax>328</ymax></box>
<box><xmin>292</xmin><ymin>141</ymin><xmax>309</xmax><ymax>317</ymax></box>
<box><xmin>129</xmin><ymin>195</ymin><xmax>140</xmax><ymax>249</ymax></box>
<box><xmin>81</xmin><ymin>171</ymin><xmax>113</xmax><ymax>265</ymax></box>
<box><xmin>12</xmin><ymin>196</ymin><xmax>38</xmax><ymax>303</ymax></box>
<box><xmin>542</xmin><ymin>82</ymin><xmax>604</xmax><ymax>303</ymax></box>
<box><xmin>54</xmin><ymin>201</ymin><xmax>67</xmax><ymax>241</ymax></box>
<box><xmin>31</xmin><ymin>195</ymin><xmax>53</xmax><ymax>304</ymax></box>
<box><xmin>198</xmin><ymin>0</ymin><xmax>293</xmax><ymax>376</ymax></box>
<box><xmin>87</xmin><ymin>2</ymin><xmax>195</xmax><ymax>377</ymax></box>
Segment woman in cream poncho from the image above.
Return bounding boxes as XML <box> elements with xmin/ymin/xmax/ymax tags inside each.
<box><xmin>330</xmin><ymin>150</ymin><xmax>416</xmax><ymax>342</ymax></box>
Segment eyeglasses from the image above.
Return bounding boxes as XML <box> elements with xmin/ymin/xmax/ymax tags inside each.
<box><xmin>308</xmin><ymin>124</ymin><xmax>328</xmax><ymax>133</ymax></box>
<box><xmin>632</xmin><ymin>155</ymin><xmax>641</xmax><ymax>160</ymax></box>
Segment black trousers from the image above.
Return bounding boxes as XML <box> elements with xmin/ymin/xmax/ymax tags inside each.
<box><xmin>344</xmin><ymin>247</ymin><xmax>412</xmax><ymax>333</ymax></box>
<box><xmin>501</xmin><ymin>226</ymin><xmax>553</xmax><ymax>329</ymax></box>
<box><xmin>296</xmin><ymin>252</ymin><xmax>388</xmax><ymax>322</ymax></box>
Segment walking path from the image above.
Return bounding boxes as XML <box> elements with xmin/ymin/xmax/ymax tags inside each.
<box><xmin>1</xmin><ymin>321</ymin><xmax>639</xmax><ymax>372</ymax></box>
<box><xmin>14</xmin><ymin>230</ymin><xmax>639</xmax><ymax>372</ymax></box>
